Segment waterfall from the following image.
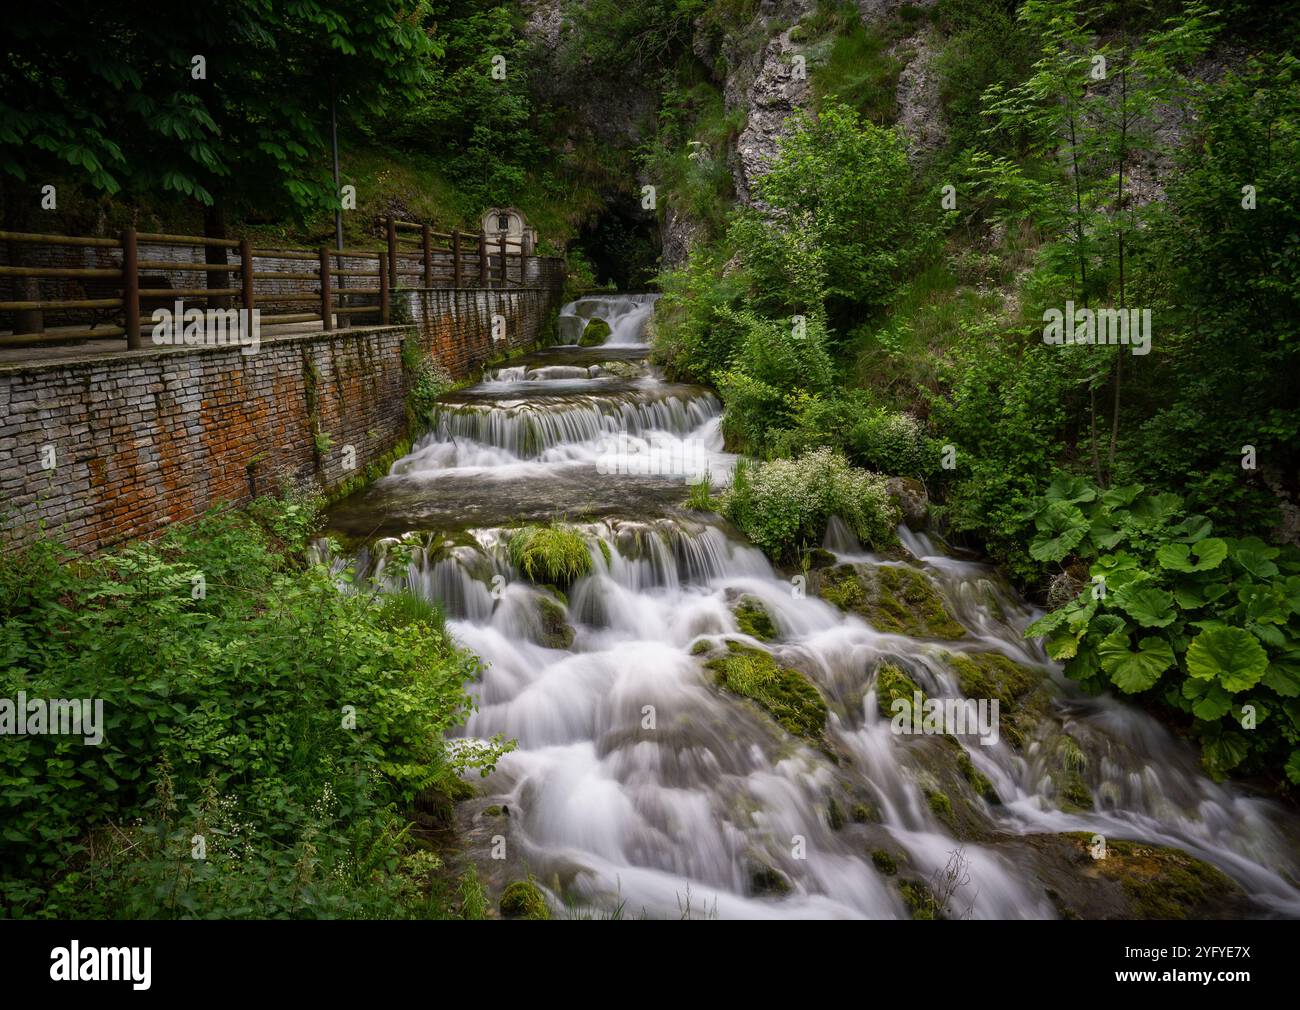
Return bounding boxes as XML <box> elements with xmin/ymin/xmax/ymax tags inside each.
<box><xmin>323</xmin><ymin>294</ymin><xmax>1300</xmax><ymax>920</ymax></box>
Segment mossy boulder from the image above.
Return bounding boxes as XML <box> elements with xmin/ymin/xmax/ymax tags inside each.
<box><xmin>705</xmin><ymin>641</ymin><xmax>827</xmax><ymax>743</ymax></box>
<box><xmin>732</xmin><ymin>595</ymin><xmax>778</xmax><ymax>641</ymax></box>
<box><xmin>749</xmin><ymin>860</ymin><xmax>792</xmax><ymax>896</ymax></box>
<box><xmin>1016</xmin><ymin>833</ymin><xmax>1249</xmax><ymax>920</ymax></box>
<box><xmin>499</xmin><ymin>879</ymin><xmax>550</xmax><ymax>920</ymax></box>
<box><xmin>508</xmin><ymin>525</ymin><xmax>593</xmax><ymax>586</ymax></box>
<box><xmin>816</xmin><ymin>563</ymin><xmax>965</xmax><ymax>639</ymax></box>
<box><xmin>871</xmin><ymin>849</ymin><xmax>898</xmax><ymax>875</ymax></box>
<box><xmin>886</xmin><ymin>476</ymin><xmax>929</xmax><ymax>527</ymax></box>
<box><xmin>578</xmin><ymin>317</ymin><xmax>612</xmax><ymax>346</ymax></box>
<box><xmin>535</xmin><ymin>593</ymin><xmax>576</xmax><ymax>650</ymax></box>
<box><xmin>947</xmin><ymin>650</ymin><xmax>1046</xmax><ymax>750</ymax></box>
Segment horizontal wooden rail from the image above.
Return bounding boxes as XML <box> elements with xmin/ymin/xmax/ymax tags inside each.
<box><xmin>0</xmin><ymin>327</ymin><xmax>125</xmax><ymax>346</ymax></box>
<box><xmin>136</xmin><ymin>232</ymin><xmax>240</xmax><ymax>248</ymax></box>
<box><xmin>0</xmin><ymin>229</ymin><xmax>121</xmax><ymax>248</ymax></box>
<box><xmin>136</xmin><ymin>259</ymin><xmax>241</xmax><ymax>272</ymax></box>
<box><xmin>0</xmin><ymin>265</ymin><xmax>121</xmax><ymax>278</ymax></box>
<box><xmin>0</xmin><ymin>298</ymin><xmax>122</xmax><ymax>311</ymax></box>
<box><xmin>138</xmin><ymin>287</ymin><xmax>240</xmax><ymax>298</ymax></box>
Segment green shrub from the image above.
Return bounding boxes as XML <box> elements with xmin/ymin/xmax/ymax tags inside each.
<box><xmin>0</xmin><ymin>490</ymin><xmax>509</xmax><ymax>917</ymax></box>
<box><xmin>849</xmin><ymin>406</ymin><xmax>935</xmax><ymax>478</ymax></box>
<box><xmin>721</xmin><ymin>447</ymin><xmax>898</xmax><ymax>561</ymax></box>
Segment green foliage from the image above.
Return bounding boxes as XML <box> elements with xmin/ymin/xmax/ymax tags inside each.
<box><xmin>507</xmin><ymin>525</ymin><xmax>594</xmax><ymax>586</ymax></box>
<box><xmin>721</xmin><ymin>448</ymin><xmax>898</xmax><ymax>562</ymax></box>
<box><xmin>1</xmin><ymin>2</ymin><xmax>439</xmax><ymax>221</ymax></box>
<box><xmin>0</xmin><ymin>488</ymin><xmax>508</xmax><ymax>916</ymax></box>
<box><xmin>402</xmin><ymin>342</ymin><xmax>454</xmax><ymax>432</ymax></box>
<box><xmin>1024</xmin><ymin>479</ymin><xmax>1300</xmax><ymax>781</ymax></box>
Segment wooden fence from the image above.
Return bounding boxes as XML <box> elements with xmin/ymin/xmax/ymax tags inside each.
<box><xmin>0</xmin><ymin>215</ymin><xmax>536</xmax><ymax>351</ymax></box>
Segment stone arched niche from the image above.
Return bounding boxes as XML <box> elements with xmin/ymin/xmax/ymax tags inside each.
<box><xmin>481</xmin><ymin>207</ymin><xmax>537</xmax><ymax>253</ymax></box>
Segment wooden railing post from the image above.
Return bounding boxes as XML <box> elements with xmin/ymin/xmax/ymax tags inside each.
<box><xmin>478</xmin><ymin>232</ymin><xmax>488</xmax><ymax>286</ymax></box>
<box><xmin>378</xmin><ymin>252</ymin><xmax>390</xmax><ymax>325</ymax></box>
<box><xmin>452</xmin><ymin>229</ymin><xmax>461</xmax><ymax>287</ymax></box>
<box><xmin>422</xmin><ymin>223</ymin><xmax>433</xmax><ymax>288</ymax></box>
<box><xmin>122</xmin><ymin>227</ymin><xmax>141</xmax><ymax>349</ymax></box>
<box><xmin>386</xmin><ymin>216</ymin><xmax>398</xmax><ymax>289</ymax></box>
<box><xmin>240</xmin><ymin>238</ymin><xmax>255</xmax><ymax>314</ymax></box>
<box><xmin>318</xmin><ymin>247</ymin><xmax>333</xmax><ymax>331</ymax></box>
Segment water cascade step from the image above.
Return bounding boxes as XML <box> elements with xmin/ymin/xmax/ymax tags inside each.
<box><xmin>323</xmin><ymin>294</ymin><xmax>1300</xmax><ymax>919</ymax></box>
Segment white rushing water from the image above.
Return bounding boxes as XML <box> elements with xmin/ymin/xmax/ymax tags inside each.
<box><xmin>329</xmin><ymin>294</ymin><xmax>1300</xmax><ymax>919</ymax></box>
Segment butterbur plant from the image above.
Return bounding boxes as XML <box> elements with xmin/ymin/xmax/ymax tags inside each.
<box><xmin>1024</xmin><ymin>475</ymin><xmax>1300</xmax><ymax>782</ymax></box>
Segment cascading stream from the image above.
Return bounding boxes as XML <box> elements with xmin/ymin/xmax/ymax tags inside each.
<box><xmin>325</xmin><ymin>294</ymin><xmax>1300</xmax><ymax>919</ymax></box>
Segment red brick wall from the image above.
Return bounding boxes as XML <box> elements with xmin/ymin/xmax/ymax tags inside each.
<box><xmin>1</xmin><ymin>275</ymin><xmax>566</xmax><ymax>553</ymax></box>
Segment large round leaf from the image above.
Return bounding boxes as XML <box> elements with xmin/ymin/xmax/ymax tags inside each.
<box><xmin>1113</xmin><ymin>584</ymin><xmax>1176</xmax><ymax>628</ymax></box>
<box><xmin>1185</xmin><ymin>626</ymin><xmax>1268</xmax><ymax>692</ymax></box>
<box><xmin>1098</xmin><ymin>630</ymin><xmax>1174</xmax><ymax>693</ymax></box>
<box><xmin>1029</xmin><ymin>502</ymin><xmax>1088</xmax><ymax>562</ymax></box>
<box><xmin>1156</xmin><ymin>537</ymin><xmax>1227</xmax><ymax>573</ymax></box>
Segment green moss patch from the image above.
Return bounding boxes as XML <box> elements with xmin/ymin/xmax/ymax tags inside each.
<box><xmin>1058</xmin><ymin>834</ymin><xmax>1242</xmax><ymax>920</ymax></box>
<box><xmin>948</xmin><ymin>650</ymin><xmax>1046</xmax><ymax>749</ymax></box>
<box><xmin>874</xmin><ymin>661</ymin><xmax>924</xmax><ymax>717</ymax></box>
<box><xmin>578</xmin><ymin>317</ymin><xmax>612</xmax><ymax>346</ymax></box>
<box><xmin>818</xmin><ymin>563</ymin><xmax>965</xmax><ymax>639</ymax></box>
<box><xmin>706</xmin><ymin>641</ymin><xmax>827</xmax><ymax>742</ymax></box>
<box><xmin>733</xmin><ymin>595</ymin><xmax>778</xmax><ymax>641</ymax></box>
<box><xmin>499</xmin><ymin>879</ymin><xmax>550</xmax><ymax>920</ymax></box>
<box><xmin>536</xmin><ymin>593</ymin><xmax>576</xmax><ymax>650</ymax></box>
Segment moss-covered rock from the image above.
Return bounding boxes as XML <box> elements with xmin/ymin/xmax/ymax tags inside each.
<box><xmin>900</xmin><ymin>879</ymin><xmax>939</xmax><ymax>920</ymax></box>
<box><xmin>578</xmin><ymin>317</ymin><xmax>612</xmax><ymax>346</ymax></box>
<box><xmin>499</xmin><ymin>879</ymin><xmax>550</xmax><ymax>920</ymax></box>
<box><xmin>926</xmin><ymin>789</ymin><xmax>953</xmax><ymax>820</ymax></box>
<box><xmin>947</xmin><ymin>650</ymin><xmax>1046</xmax><ymax>749</ymax></box>
<box><xmin>749</xmin><ymin>860</ymin><xmax>792</xmax><ymax>896</ymax></box>
<box><xmin>705</xmin><ymin>641</ymin><xmax>827</xmax><ymax>742</ymax></box>
<box><xmin>482</xmin><ymin>804</ymin><xmax>508</xmax><ymax>817</ymax></box>
<box><xmin>871</xmin><ymin>849</ymin><xmax>898</xmax><ymax>875</ymax></box>
<box><xmin>536</xmin><ymin>593</ymin><xmax>576</xmax><ymax>650</ymax></box>
<box><xmin>732</xmin><ymin>595</ymin><xmax>778</xmax><ymax>641</ymax></box>
<box><xmin>956</xmin><ymin>749</ymin><xmax>999</xmax><ymax>804</ymax></box>
<box><xmin>1014</xmin><ymin>833</ymin><xmax>1249</xmax><ymax>920</ymax></box>
<box><xmin>817</xmin><ymin>563</ymin><xmax>965</xmax><ymax>639</ymax></box>
<box><xmin>874</xmin><ymin>661</ymin><xmax>925</xmax><ymax>717</ymax></box>
<box><xmin>852</xmin><ymin>802</ymin><xmax>876</xmax><ymax>824</ymax></box>
<box><xmin>509</xmin><ymin>525</ymin><xmax>593</xmax><ymax>586</ymax></box>
<box><xmin>826</xmin><ymin>797</ymin><xmax>846</xmax><ymax>831</ymax></box>
<box><xmin>1048</xmin><ymin>734</ymin><xmax>1093</xmax><ymax>812</ymax></box>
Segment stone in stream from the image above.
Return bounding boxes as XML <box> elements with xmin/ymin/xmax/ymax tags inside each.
<box><xmin>813</xmin><ymin>561</ymin><xmax>966</xmax><ymax>639</ymax></box>
<box><xmin>577</xmin><ymin>316</ymin><xmax>612</xmax><ymax>347</ymax></box>
<box><xmin>1010</xmin><ymin>834</ymin><xmax>1251</xmax><ymax>920</ymax></box>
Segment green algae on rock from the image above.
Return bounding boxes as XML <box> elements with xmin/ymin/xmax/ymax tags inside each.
<box><xmin>706</xmin><ymin>641</ymin><xmax>827</xmax><ymax>743</ymax></box>
<box><xmin>817</xmin><ymin>563</ymin><xmax>966</xmax><ymax>639</ymax></box>
<box><xmin>732</xmin><ymin>594</ymin><xmax>778</xmax><ymax>641</ymax></box>
<box><xmin>499</xmin><ymin>879</ymin><xmax>550</xmax><ymax>920</ymax></box>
